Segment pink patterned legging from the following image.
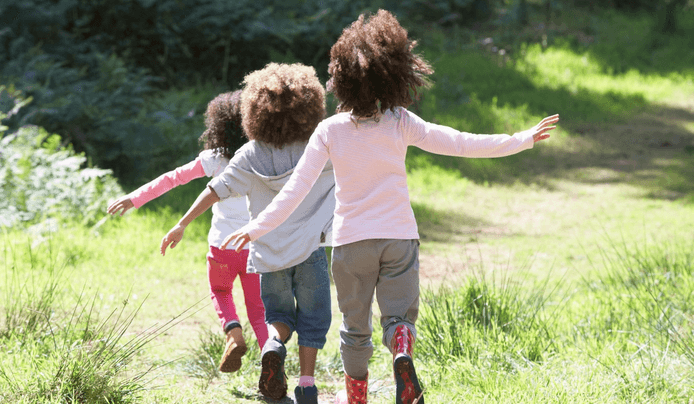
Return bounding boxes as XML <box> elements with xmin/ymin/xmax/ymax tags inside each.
<box><xmin>207</xmin><ymin>246</ymin><xmax>269</xmax><ymax>348</ymax></box>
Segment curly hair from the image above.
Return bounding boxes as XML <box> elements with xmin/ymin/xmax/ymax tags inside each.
<box><xmin>327</xmin><ymin>9</ymin><xmax>433</xmax><ymax>117</ymax></box>
<box><xmin>198</xmin><ymin>90</ymin><xmax>247</xmax><ymax>159</ymax></box>
<box><xmin>241</xmin><ymin>62</ymin><xmax>326</xmax><ymax>148</ymax></box>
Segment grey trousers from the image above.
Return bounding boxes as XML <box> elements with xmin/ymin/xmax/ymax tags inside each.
<box><xmin>331</xmin><ymin>239</ymin><xmax>419</xmax><ymax>378</ymax></box>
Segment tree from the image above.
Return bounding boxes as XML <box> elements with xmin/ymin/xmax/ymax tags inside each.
<box><xmin>515</xmin><ymin>0</ymin><xmax>529</xmax><ymax>26</ymax></box>
<box><xmin>657</xmin><ymin>0</ymin><xmax>689</xmax><ymax>34</ymax></box>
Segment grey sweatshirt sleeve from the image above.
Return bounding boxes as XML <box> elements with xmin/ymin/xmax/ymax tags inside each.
<box><xmin>207</xmin><ymin>152</ymin><xmax>254</xmax><ymax>199</ymax></box>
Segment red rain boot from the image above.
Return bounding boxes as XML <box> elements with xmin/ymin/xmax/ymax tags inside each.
<box><xmin>335</xmin><ymin>372</ymin><xmax>368</xmax><ymax>404</ymax></box>
<box><xmin>391</xmin><ymin>325</ymin><xmax>424</xmax><ymax>404</ymax></box>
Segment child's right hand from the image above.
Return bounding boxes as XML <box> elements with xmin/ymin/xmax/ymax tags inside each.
<box><xmin>160</xmin><ymin>224</ymin><xmax>186</xmax><ymax>256</ymax></box>
<box><xmin>221</xmin><ymin>229</ymin><xmax>251</xmax><ymax>252</ymax></box>
<box><xmin>107</xmin><ymin>196</ymin><xmax>135</xmax><ymax>216</ymax></box>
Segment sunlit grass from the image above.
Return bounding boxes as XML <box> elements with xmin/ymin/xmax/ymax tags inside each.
<box><xmin>517</xmin><ymin>43</ymin><xmax>694</xmax><ymax>106</ymax></box>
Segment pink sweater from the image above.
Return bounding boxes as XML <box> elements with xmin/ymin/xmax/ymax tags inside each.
<box><xmin>243</xmin><ymin>108</ymin><xmax>534</xmax><ymax>247</ymax></box>
<box><xmin>130</xmin><ymin>159</ymin><xmax>206</xmax><ymax>208</ymax></box>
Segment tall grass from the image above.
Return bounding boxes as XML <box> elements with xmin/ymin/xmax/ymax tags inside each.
<box><xmin>581</xmin><ymin>235</ymin><xmax>694</xmax><ymax>365</ymax></box>
<box><xmin>410</xmin><ymin>235</ymin><xmax>694</xmax><ymax>403</ymax></box>
<box><xmin>181</xmin><ymin>326</ymin><xmax>261</xmax><ymax>385</ymax></box>
<box><xmin>1</xmin><ymin>236</ymin><xmax>63</xmax><ymax>340</ymax></box>
<box><xmin>417</xmin><ymin>265</ymin><xmax>558</xmax><ymax>371</ymax></box>
<box><xmin>0</xmin><ymin>233</ymin><xmax>193</xmax><ymax>403</ymax></box>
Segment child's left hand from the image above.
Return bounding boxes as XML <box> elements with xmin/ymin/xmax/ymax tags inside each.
<box><xmin>221</xmin><ymin>230</ymin><xmax>250</xmax><ymax>252</ymax></box>
<box><xmin>160</xmin><ymin>224</ymin><xmax>186</xmax><ymax>256</ymax></box>
<box><xmin>528</xmin><ymin>114</ymin><xmax>559</xmax><ymax>143</ymax></box>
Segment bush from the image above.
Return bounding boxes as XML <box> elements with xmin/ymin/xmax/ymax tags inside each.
<box><xmin>0</xmin><ymin>86</ymin><xmax>123</xmax><ymax>229</ymax></box>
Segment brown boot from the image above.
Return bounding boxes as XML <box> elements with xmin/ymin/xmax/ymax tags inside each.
<box><xmin>391</xmin><ymin>325</ymin><xmax>423</xmax><ymax>404</ymax></box>
<box><xmin>219</xmin><ymin>323</ymin><xmax>247</xmax><ymax>373</ymax></box>
<box><xmin>335</xmin><ymin>372</ymin><xmax>367</xmax><ymax>404</ymax></box>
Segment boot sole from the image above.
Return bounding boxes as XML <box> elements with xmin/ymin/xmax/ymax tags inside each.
<box><xmin>259</xmin><ymin>351</ymin><xmax>287</xmax><ymax>400</ymax></box>
<box><xmin>219</xmin><ymin>341</ymin><xmax>247</xmax><ymax>373</ymax></box>
<box><xmin>394</xmin><ymin>355</ymin><xmax>424</xmax><ymax>404</ymax></box>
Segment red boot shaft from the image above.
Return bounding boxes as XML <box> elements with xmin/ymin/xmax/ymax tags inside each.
<box><xmin>391</xmin><ymin>325</ymin><xmax>424</xmax><ymax>404</ymax></box>
<box><xmin>335</xmin><ymin>372</ymin><xmax>368</xmax><ymax>404</ymax></box>
<box><xmin>391</xmin><ymin>324</ymin><xmax>414</xmax><ymax>359</ymax></box>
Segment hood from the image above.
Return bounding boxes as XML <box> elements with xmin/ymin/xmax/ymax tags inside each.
<box><xmin>242</xmin><ymin>139</ymin><xmax>331</xmax><ymax>192</ymax></box>
<box><xmin>252</xmin><ymin>166</ymin><xmax>295</xmax><ymax>192</ymax></box>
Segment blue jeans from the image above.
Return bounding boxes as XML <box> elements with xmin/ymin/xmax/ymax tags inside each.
<box><xmin>260</xmin><ymin>247</ymin><xmax>331</xmax><ymax>349</ymax></box>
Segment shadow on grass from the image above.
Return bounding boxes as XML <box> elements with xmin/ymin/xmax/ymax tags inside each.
<box><xmin>410</xmin><ymin>46</ymin><xmax>694</xmax><ymax>202</ymax></box>
<box><xmin>411</xmin><ymin>201</ymin><xmax>519</xmax><ymax>244</ymax></box>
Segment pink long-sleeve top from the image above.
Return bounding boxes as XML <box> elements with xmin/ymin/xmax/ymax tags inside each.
<box><xmin>241</xmin><ymin>107</ymin><xmax>534</xmax><ymax>247</ymax></box>
<box><xmin>129</xmin><ymin>149</ymin><xmax>250</xmax><ymax>248</ymax></box>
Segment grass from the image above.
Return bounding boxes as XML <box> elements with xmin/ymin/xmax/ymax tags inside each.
<box><xmin>0</xmin><ymin>233</ymin><xmax>193</xmax><ymax>403</ymax></box>
<box><xmin>2</xmin><ymin>4</ymin><xmax>694</xmax><ymax>403</ymax></box>
<box><xmin>5</xmin><ymin>221</ymin><xmax>691</xmax><ymax>403</ymax></box>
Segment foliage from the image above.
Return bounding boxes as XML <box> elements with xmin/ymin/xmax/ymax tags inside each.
<box><xmin>0</xmin><ymin>0</ymin><xmax>375</xmax><ymax>88</ymax></box>
<box><xmin>0</xmin><ymin>36</ymin><xmax>159</xmax><ymax>182</ymax></box>
<box><xmin>0</xmin><ymin>87</ymin><xmax>123</xmax><ymax>229</ymax></box>
<box><xmin>380</xmin><ymin>0</ymin><xmax>495</xmax><ymax>26</ymax></box>
<box><xmin>0</xmin><ymin>0</ymin><xmax>375</xmax><ymax>185</ymax></box>
<box><xmin>2</xmin><ymin>0</ymin><xmax>690</xmax><ymax>188</ymax></box>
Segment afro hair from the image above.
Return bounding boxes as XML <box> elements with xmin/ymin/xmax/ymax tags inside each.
<box><xmin>327</xmin><ymin>9</ymin><xmax>433</xmax><ymax>117</ymax></box>
<box><xmin>241</xmin><ymin>63</ymin><xmax>326</xmax><ymax>148</ymax></box>
<box><xmin>199</xmin><ymin>90</ymin><xmax>246</xmax><ymax>159</ymax></box>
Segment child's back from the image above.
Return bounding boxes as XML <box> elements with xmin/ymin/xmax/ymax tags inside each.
<box><xmin>210</xmin><ymin>139</ymin><xmax>334</xmax><ymax>273</ymax></box>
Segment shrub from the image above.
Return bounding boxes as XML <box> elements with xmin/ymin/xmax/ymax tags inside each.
<box><xmin>0</xmin><ymin>86</ymin><xmax>123</xmax><ymax>229</ymax></box>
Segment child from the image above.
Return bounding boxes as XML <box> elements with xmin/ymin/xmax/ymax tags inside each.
<box><xmin>107</xmin><ymin>90</ymin><xmax>268</xmax><ymax>373</ymax></box>
<box><xmin>159</xmin><ymin>62</ymin><xmax>334</xmax><ymax>404</ymax></box>
<box><xmin>222</xmin><ymin>10</ymin><xmax>559</xmax><ymax>404</ymax></box>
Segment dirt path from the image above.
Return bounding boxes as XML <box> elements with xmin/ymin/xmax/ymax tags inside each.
<box><xmin>416</xmin><ymin>100</ymin><xmax>694</xmax><ymax>286</ymax></box>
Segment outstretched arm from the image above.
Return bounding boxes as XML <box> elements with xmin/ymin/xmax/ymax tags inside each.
<box><xmin>160</xmin><ymin>186</ymin><xmax>220</xmax><ymax>256</ymax></box>
<box><xmin>107</xmin><ymin>158</ymin><xmax>206</xmax><ymax>216</ymax></box>
<box><xmin>409</xmin><ymin>113</ymin><xmax>559</xmax><ymax>157</ymax></box>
